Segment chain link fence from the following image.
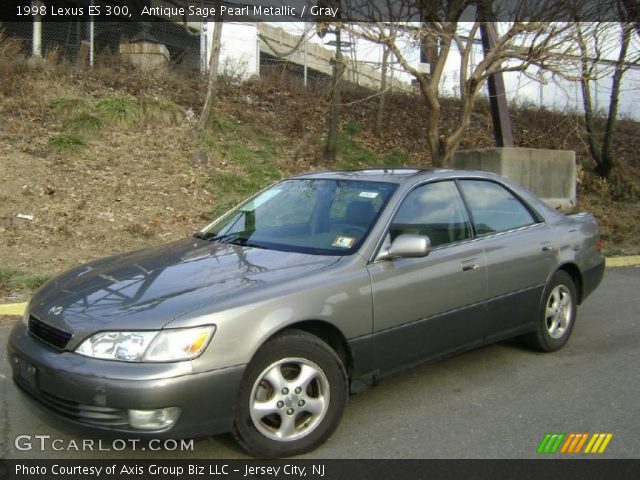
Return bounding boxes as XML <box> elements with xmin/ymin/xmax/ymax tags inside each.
<box><xmin>1</xmin><ymin>20</ymin><xmax>201</xmax><ymax>72</ymax></box>
<box><xmin>0</xmin><ymin>20</ymin><xmax>398</xmax><ymax>94</ymax></box>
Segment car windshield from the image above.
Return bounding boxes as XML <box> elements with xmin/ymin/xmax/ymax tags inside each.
<box><xmin>198</xmin><ymin>179</ymin><xmax>397</xmax><ymax>255</ymax></box>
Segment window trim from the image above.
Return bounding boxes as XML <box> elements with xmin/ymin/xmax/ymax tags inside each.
<box><xmin>369</xmin><ymin>179</ymin><xmax>475</xmax><ymax>262</ymax></box>
<box><xmin>369</xmin><ymin>177</ymin><xmax>546</xmax><ymax>263</ymax></box>
<box><xmin>455</xmin><ymin>178</ymin><xmax>543</xmax><ymax>238</ymax></box>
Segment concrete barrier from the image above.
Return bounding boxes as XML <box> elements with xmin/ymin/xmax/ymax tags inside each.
<box><xmin>119</xmin><ymin>41</ymin><xmax>170</xmax><ymax>71</ymax></box>
<box><xmin>452</xmin><ymin>147</ymin><xmax>576</xmax><ymax>210</ymax></box>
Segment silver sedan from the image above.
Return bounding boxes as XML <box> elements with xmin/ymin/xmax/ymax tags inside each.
<box><xmin>8</xmin><ymin>169</ymin><xmax>605</xmax><ymax>457</ymax></box>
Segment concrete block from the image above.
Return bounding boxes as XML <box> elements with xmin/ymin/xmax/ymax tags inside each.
<box><xmin>119</xmin><ymin>41</ymin><xmax>170</xmax><ymax>71</ymax></box>
<box><xmin>452</xmin><ymin>147</ymin><xmax>576</xmax><ymax>210</ymax></box>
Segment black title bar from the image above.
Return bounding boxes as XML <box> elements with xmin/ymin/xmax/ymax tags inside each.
<box><xmin>0</xmin><ymin>0</ymin><xmax>629</xmax><ymax>23</ymax></box>
<box><xmin>1</xmin><ymin>459</ymin><xmax>640</xmax><ymax>480</ymax></box>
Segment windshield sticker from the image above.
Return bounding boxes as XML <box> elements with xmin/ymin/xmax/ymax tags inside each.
<box><xmin>359</xmin><ymin>191</ymin><xmax>379</xmax><ymax>199</ymax></box>
<box><xmin>332</xmin><ymin>236</ymin><xmax>356</xmax><ymax>249</ymax></box>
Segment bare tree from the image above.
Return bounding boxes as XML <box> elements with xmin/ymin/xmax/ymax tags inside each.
<box><xmin>343</xmin><ymin>0</ymin><xmax>577</xmax><ymax>166</ymax></box>
<box><xmin>576</xmin><ymin>18</ymin><xmax>636</xmax><ymax>178</ymax></box>
<box><xmin>317</xmin><ymin>0</ymin><xmax>345</xmax><ymax>162</ymax></box>
<box><xmin>196</xmin><ymin>18</ymin><xmax>223</xmax><ymax>132</ymax></box>
<box><xmin>374</xmin><ymin>44</ymin><xmax>392</xmax><ymax>136</ymax></box>
<box><xmin>325</xmin><ymin>27</ymin><xmax>345</xmax><ymax>161</ymax></box>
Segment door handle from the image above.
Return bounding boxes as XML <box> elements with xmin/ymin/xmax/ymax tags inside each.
<box><xmin>462</xmin><ymin>264</ymin><xmax>479</xmax><ymax>272</ymax></box>
<box><xmin>542</xmin><ymin>245</ymin><xmax>553</xmax><ymax>252</ymax></box>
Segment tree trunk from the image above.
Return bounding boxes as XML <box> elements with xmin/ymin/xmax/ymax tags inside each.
<box><xmin>324</xmin><ymin>29</ymin><xmax>344</xmax><ymax>162</ymax></box>
<box><xmin>596</xmin><ymin>23</ymin><xmax>631</xmax><ymax>178</ymax></box>
<box><xmin>425</xmin><ymin>87</ymin><xmax>444</xmax><ymax>167</ymax></box>
<box><xmin>576</xmin><ymin>26</ymin><xmax>603</xmax><ymax>172</ymax></box>
<box><xmin>196</xmin><ymin>20</ymin><xmax>223</xmax><ymax>132</ymax></box>
<box><xmin>577</xmin><ymin>22</ymin><xmax>630</xmax><ymax>179</ymax></box>
<box><xmin>374</xmin><ymin>46</ymin><xmax>390</xmax><ymax>137</ymax></box>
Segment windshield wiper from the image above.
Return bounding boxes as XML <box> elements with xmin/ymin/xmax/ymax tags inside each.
<box><xmin>193</xmin><ymin>232</ymin><xmax>240</xmax><ymax>243</ymax></box>
<box><xmin>210</xmin><ymin>233</ymin><xmax>244</xmax><ymax>244</ymax></box>
<box><xmin>217</xmin><ymin>235</ymin><xmax>269</xmax><ymax>250</ymax></box>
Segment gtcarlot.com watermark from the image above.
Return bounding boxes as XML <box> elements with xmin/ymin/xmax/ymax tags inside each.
<box><xmin>14</xmin><ymin>434</ymin><xmax>194</xmax><ymax>452</ymax></box>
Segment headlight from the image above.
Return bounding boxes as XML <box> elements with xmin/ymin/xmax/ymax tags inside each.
<box><xmin>143</xmin><ymin>326</ymin><xmax>215</xmax><ymax>362</ymax></box>
<box><xmin>76</xmin><ymin>325</ymin><xmax>215</xmax><ymax>362</ymax></box>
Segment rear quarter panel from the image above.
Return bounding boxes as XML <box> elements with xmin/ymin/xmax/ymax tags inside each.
<box><xmin>552</xmin><ymin>213</ymin><xmax>603</xmax><ymax>276</ymax></box>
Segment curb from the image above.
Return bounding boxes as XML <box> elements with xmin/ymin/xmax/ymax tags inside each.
<box><xmin>0</xmin><ymin>257</ymin><xmax>639</xmax><ymax>317</ymax></box>
<box><xmin>605</xmin><ymin>255</ymin><xmax>640</xmax><ymax>268</ymax></box>
<box><xmin>0</xmin><ymin>302</ymin><xmax>27</xmax><ymax>316</ymax></box>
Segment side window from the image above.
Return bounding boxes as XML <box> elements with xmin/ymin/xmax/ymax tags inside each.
<box><xmin>459</xmin><ymin>180</ymin><xmax>536</xmax><ymax>235</ymax></box>
<box><xmin>390</xmin><ymin>181</ymin><xmax>472</xmax><ymax>247</ymax></box>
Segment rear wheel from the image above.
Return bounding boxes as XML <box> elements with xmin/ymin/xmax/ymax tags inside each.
<box><xmin>524</xmin><ymin>270</ymin><xmax>577</xmax><ymax>352</ymax></box>
<box><xmin>233</xmin><ymin>330</ymin><xmax>347</xmax><ymax>457</ymax></box>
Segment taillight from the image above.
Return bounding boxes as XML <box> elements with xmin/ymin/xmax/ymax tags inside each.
<box><xmin>595</xmin><ymin>235</ymin><xmax>602</xmax><ymax>252</ymax></box>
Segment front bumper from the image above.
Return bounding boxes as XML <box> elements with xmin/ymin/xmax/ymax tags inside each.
<box><xmin>8</xmin><ymin>322</ymin><xmax>245</xmax><ymax>439</ymax></box>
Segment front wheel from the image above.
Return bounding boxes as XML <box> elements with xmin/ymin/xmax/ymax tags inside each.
<box><xmin>524</xmin><ymin>270</ymin><xmax>577</xmax><ymax>352</ymax></box>
<box><xmin>233</xmin><ymin>330</ymin><xmax>347</xmax><ymax>457</ymax></box>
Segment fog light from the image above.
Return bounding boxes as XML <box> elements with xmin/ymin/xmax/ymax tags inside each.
<box><xmin>128</xmin><ymin>407</ymin><xmax>180</xmax><ymax>430</ymax></box>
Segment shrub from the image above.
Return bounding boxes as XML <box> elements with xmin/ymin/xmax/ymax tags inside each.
<box><xmin>95</xmin><ymin>95</ymin><xmax>142</xmax><ymax>126</ymax></box>
<box><xmin>49</xmin><ymin>132</ymin><xmax>86</xmax><ymax>152</ymax></box>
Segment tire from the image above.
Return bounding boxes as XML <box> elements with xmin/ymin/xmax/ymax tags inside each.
<box><xmin>524</xmin><ymin>270</ymin><xmax>578</xmax><ymax>352</ymax></box>
<box><xmin>233</xmin><ymin>329</ymin><xmax>347</xmax><ymax>457</ymax></box>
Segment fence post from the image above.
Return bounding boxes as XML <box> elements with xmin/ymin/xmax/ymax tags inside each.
<box><xmin>89</xmin><ymin>1</ymin><xmax>95</xmax><ymax>67</ymax></box>
<box><xmin>200</xmin><ymin>21</ymin><xmax>208</xmax><ymax>73</ymax></box>
<box><xmin>32</xmin><ymin>0</ymin><xmax>43</xmax><ymax>58</ymax></box>
<box><xmin>256</xmin><ymin>25</ymin><xmax>260</xmax><ymax>77</ymax></box>
<box><xmin>303</xmin><ymin>25</ymin><xmax>308</xmax><ymax>87</ymax></box>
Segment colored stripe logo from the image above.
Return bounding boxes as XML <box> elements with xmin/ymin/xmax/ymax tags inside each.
<box><xmin>537</xmin><ymin>433</ymin><xmax>613</xmax><ymax>454</ymax></box>
<box><xmin>584</xmin><ymin>433</ymin><xmax>614</xmax><ymax>454</ymax></box>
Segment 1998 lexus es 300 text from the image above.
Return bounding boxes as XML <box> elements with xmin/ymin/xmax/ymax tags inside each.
<box><xmin>8</xmin><ymin>169</ymin><xmax>604</xmax><ymax>457</ymax></box>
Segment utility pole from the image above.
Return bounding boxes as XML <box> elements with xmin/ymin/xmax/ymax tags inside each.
<box><xmin>477</xmin><ymin>0</ymin><xmax>513</xmax><ymax>147</ymax></box>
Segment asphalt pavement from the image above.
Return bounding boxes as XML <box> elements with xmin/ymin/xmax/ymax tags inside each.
<box><xmin>1</xmin><ymin>266</ymin><xmax>638</xmax><ymax>459</ymax></box>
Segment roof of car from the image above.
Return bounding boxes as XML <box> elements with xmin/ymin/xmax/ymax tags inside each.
<box><xmin>293</xmin><ymin>168</ymin><xmax>484</xmax><ymax>184</ymax></box>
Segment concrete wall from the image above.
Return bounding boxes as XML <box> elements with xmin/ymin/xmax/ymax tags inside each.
<box><xmin>119</xmin><ymin>42</ymin><xmax>170</xmax><ymax>71</ymax></box>
<box><xmin>452</xmin><ymin>147</ymin><xmax>576</xmax><ymax>210</ymax></box>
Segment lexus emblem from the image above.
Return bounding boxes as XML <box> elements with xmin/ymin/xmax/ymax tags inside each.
<box><xmin>48</xmin><ymin>306</ymin><xmax>63</xmax><ymax>316</ymax></box>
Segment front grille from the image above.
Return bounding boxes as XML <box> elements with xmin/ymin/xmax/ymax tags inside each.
<box><xmin>14</xmin><ymin>377</ymin><xmax>130</xmax><ymax>427</ymax></box>
<box><xmin>28</xmin><ymin>315</ymin><xmax>72</xmax><ymax>350</ymax></box>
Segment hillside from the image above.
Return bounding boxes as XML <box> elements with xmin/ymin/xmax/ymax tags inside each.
<box><xmin>1</xmin><ymin>42</ymin><xmax>639</xmax><ymax>300</ymax></box>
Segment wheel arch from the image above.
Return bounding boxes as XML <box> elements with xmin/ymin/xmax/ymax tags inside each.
<box><xmin>557</xmin><ymin>262</ymin><xmax>584</xmax><ymax>304</ymax></box>
<box><xmin>263</xmin><ymin>320</ymin><xmax>354</xmax><ymax>380</ymax></box>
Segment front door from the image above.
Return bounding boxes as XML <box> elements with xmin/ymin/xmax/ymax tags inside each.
<box><xmin>367</xmin><ymin>180</ymin><xmax>489</xmax><ymax>372</ymax></box>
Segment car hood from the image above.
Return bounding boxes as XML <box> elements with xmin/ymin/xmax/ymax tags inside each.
<box><xmin>29</xmin><ymin>238</ymin><xmax>341</xmax><ymax>341</ymax></box>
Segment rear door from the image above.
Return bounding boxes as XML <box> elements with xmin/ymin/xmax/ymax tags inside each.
<box><xmin>367</xmin><ymin>180</ymin><xmax>489</xmax><ymax>371</ymax></box>
<box><xmin>458</xmin><ymin>179</ymin><xmax>557</xmax><ymax>339</ymax></box>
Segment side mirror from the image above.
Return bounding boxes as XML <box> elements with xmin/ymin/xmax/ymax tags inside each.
<box><xmin>377</xmin><ymin>234</ymin><xmax>431</xmax><ymax>261</ymax></box>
